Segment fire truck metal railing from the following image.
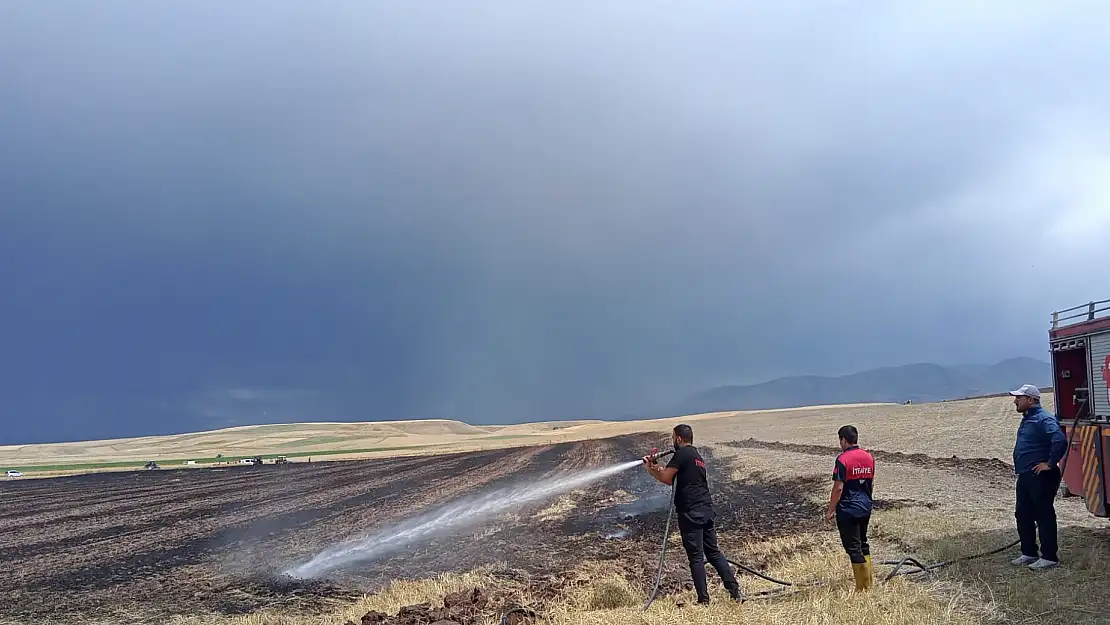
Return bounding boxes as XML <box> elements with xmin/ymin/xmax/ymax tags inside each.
<box><xmin>1051</xmin><ymin>299</ymin><xmax>1110</xmax><ymax>330</ymax></box>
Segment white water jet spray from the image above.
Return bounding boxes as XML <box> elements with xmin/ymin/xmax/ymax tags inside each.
<box><xmin>284</xmin><ymin>459</ymin><xmax>643</xmax><ymax>579</ymax></box>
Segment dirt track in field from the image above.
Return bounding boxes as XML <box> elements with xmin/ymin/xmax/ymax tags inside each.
<box><xmin>0</xmin><ymin>433</ymin><xmax>828</xmax><ymax>623</ymax></box>
<box><xmin>722</xmin><ymin>438</ymin><xmax>1016</xmax><ymax>482</ymax></box>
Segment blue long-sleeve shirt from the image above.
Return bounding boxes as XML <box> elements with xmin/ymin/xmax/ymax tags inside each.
<box><xmin>1013</xmin><ymin>405</ymin><xmax>1068</xmax><ymax>475</ymax></box>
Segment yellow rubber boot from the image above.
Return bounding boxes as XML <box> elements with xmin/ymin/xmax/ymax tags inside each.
<box><xmin>863</xmin><ymin>555</ymin><xmax>874</xmax><ymax>590</ymax></box>
<box><xmin>852</xmin><ymin>562</ymin><xmax>868</xmax><ymax>591</ymax></box>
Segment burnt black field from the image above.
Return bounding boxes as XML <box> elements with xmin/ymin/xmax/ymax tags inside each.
<box><xmin>0</xmin><ymin>434</ymin><xmax>823</xmax><ymax>623</ymax></box>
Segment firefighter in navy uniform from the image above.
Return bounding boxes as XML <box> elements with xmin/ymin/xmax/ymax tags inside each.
<box><xmin>826</xmin><ymin>425</ymin><xmax>876</xmax><ymax>591</ymax></box>
<box><xmin>643</xmin><ymin>424</ymin><xmax>743</xmax><ymax>604</ymax></box>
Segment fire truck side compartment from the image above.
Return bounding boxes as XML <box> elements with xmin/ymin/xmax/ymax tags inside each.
<box><xmin>1092</xmin><ymin>332</ymin><xmax>1110</xmax><ymax>517</ymax></box>
<box><xmin>1091</xmin><ymin>331</ymin><xmax>1110</xmax><ymax>418</ymax></box>
<box><xmin>1053</xmin><ymin>343</ymin><xmax>1089</xmax><ymax>499</ymax></box>
<box><xmin>1051</xmin><ymin>345</ymin><xmax>1089</xmax><ymax>422</ymax></box>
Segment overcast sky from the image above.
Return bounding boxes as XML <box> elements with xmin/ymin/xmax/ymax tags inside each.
<box><xmin>2</xmin><ymin>2</ymin><xmax>1108</xmax><ymax>441</ymax></box>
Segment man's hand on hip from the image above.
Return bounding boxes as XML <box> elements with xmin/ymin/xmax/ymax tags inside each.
<box><xmin>1032</xmin><ymin>462</ymin><xmax>1053</xmax><ymax>474</ymax></box>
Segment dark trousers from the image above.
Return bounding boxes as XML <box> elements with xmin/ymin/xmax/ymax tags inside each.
<box><xmin>677</xmin><ymin>514</ymin><xmax>740</xmax><ymax>603</ymax></box>
<box><xmin>836</xmin><ymin>512</ymin><xmax>870</xmax><ymax>564</ymax></box>
<box><xmin>1016</xmin><ymin>468</ymin><xmax>1060</xmax><ymax>561</ymax></box>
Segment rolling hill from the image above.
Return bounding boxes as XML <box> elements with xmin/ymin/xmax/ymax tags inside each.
<box><xmin>673</xmin><ymin>357</ymin><xmax>1050</xmax><ymax>415</ymax></box>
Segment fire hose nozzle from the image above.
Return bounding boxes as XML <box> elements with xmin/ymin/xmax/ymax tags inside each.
<box><xmin>644</xmin><ymin>448</ymin><xmax>674</xmax><ymax>462</ymax></box>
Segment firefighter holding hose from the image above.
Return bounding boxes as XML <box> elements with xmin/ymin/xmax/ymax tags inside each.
<box><xmin>643</xmin><ymin>424</ymin><xmax>743</xmax><ymax>605</ymax></box>
<box><xmin>826</xmin><ymin>425</ymin><xmax>876</xmax><ymax>591</ymax></box>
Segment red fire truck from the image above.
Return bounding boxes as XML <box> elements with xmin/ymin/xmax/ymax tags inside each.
<box><xmin>1049</xmin><ymin>298</ymin><xmax>1110</xmax><ymax>517</ymax></box>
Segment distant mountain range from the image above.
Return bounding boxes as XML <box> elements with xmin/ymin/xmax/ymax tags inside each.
<box><xmin>671</xmin><ymin>357</ymin><xmax>1051</xmax><ymax>415</ymax></box>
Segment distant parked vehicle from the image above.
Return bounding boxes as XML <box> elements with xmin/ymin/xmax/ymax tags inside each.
<box><xmin>144</xmin><ymin>461</ymin><xmax>160</xmax><ymax>470</ymax></box>
<box><xmin>6</xmin><ymin>470</ymin><xmax>23</xmax><ymax>478</ymax></box>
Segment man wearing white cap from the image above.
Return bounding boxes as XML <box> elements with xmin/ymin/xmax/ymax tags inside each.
<box><xmin>1009</xmin><ymin>383</ymin><xmax>1067</xmax><ymax>570</ymax></box>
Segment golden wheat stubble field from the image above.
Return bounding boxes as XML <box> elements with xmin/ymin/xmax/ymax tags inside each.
<box><xmin>2</xmin><ymin>393</ymin><xmax>1108</xmax><ymax>625</ymax></box>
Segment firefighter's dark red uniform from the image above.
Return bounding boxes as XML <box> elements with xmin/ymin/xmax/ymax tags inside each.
<box><xmin>833</xmin><ymin>445</ymin><xmax>875</xmax><ymax>589</ymax></box>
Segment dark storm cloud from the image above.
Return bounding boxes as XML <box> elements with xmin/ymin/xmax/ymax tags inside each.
<box><xmin>1</xmin><ymin>2</ymin><xmax>1108</xmax><ymax>442</ymax></box>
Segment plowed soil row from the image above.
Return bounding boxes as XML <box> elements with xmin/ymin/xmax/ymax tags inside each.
<box><xmin>1</xmin><ymin>434</ymin><xmax>824</xmax><ymax>623</ymax></box>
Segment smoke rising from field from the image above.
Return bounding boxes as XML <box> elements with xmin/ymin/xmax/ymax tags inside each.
<box><xmin>284</xmin><ymin>459</ymin><xmax>643</xmax><ymax>578</ymax></box>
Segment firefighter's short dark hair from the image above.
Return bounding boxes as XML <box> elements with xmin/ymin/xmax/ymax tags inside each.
<box><xmin>673</xmin><ymin>424</ymin><xmax>694</xmax><ymax>443</ymax></box>
<box><xmin>838</xmin><ymin>425</ymin><xmax>859</xmax><ymax>445</ymax></box>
